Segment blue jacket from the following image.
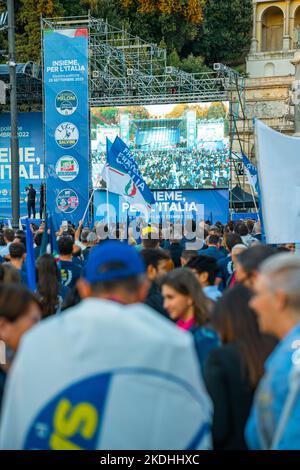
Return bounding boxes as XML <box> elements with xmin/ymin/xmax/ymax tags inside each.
<box><xmin>246</xmin><ymin>324</ymin><xmax>300</xmax><ymax>450</ymax></box>
<box><xmin>199</xmin><ymin>246</ymin><xmax>226</xmax><ymax>261</ymax></box>
<box><xmin>191</xmin><ymin>326</ymin><xmax>221</xmax><ymax>375</ymax></box>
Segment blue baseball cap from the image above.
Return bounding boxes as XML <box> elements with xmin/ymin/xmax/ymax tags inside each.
<box><xmin>84</xmin><ymin>240</ymin><xmax>146</xmax><ymax>283</ymax></box>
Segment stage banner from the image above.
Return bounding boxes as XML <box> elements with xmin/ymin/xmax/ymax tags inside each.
<box><xmin>94</xmin><ymin>189</ymin><xmax>229</xmax><ymax>225</ymax></box>
<box><xmin>0</xmin><ymin>112</ymin><xmax>43</xmax><ymax>218</ymax></box>
<box><xmin>43</xmin><ymin>28</ymin><xmax>89</xmax><ymax>228</ymax></box>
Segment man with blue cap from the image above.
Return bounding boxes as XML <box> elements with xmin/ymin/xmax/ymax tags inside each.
<box><xmin>0</xmin><ymin>241</ymin><xmax>212</xmax><ymax>450</ymax></box>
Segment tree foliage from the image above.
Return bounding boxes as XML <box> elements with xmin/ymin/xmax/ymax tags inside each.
<box><xmin>2</xmin><ymin>0</ymin><xmax>252</xmax><ymax>69</ymax></box>
<box><xmin>121</xmin><ymin>0</ymin><xmax>204</xmax><ymax>23</ymax></box>
<box><xmin>16</xmin><ymin>0</ymin><xmax>63</xmax><ymax>63</ymax></box>
<box><xmin>199</xmin><ymin>0</ymin><xmax>252</xmax><ymax>65</ymax></box>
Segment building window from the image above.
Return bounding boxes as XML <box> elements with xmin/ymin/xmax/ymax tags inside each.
<box><xmin>262</xmin><ymin>6</ymin><xmax>284</xmax><ymax>52</ymax></box>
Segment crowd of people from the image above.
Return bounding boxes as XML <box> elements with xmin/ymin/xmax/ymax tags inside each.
<box><xmin>92</xmin><ymin>147</ymin><xmax>229</xmax><ymax>189</ymax></box>
<box><xmin>0</xmin><ymin>216</ymin><xmax>299</xmax><ymax>449</ymax></box>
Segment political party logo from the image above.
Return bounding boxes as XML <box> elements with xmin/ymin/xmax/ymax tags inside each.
<box><xmin>56</xmin><ymin>189</ymin><xmax>79</xmax><ymax>213</ymax></box>
<box><xmin>23</xmin><ymin>369</ymin><xmax>210</xmax><ymax>450</ymax></box>
<box><xmin>56</xmin><ymin>91</ymin><xmax>78</xmax><ymax>116</ymax></box>
<box><xmin>55</xmin><ymin>156</ymin><xmax>79</xmax><ymax>182</ymax></box>
<box><xmin>124</xmin><ymin>180</ymin><xmax>137</xmax><ymax>198</ymax></box>
<box><xmin>54</xmin><ymin>122</ymin><xmax>79</xmax><ymax>149</ymax></box>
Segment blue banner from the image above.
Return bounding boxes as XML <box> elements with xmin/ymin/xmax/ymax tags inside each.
<box><xmin>43</xmin><ymin>28</ymin><xmax>89</xmax><ymax>228</ymax></box>
<box><xmin>0</xmin><ymin>112</ymin><xmax>43</xmax><ymax>217</ymax></box>
<box><xmin>94</xmin><ymin>189</ymin><xmax>229</xmax><ymax>224</ymax></box>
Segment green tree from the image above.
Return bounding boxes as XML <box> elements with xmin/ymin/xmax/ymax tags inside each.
<box><xmin>198</xmin><ymin>0</ymin><xmax>252</xmax><ymax>66</ymax></box>
<box><xmin>168</xmin><ymin>49</ymin><xmax>180</xmax><ymax>68</ymax></box>
<box><xmin>180</xmin><ymin>53</ymin><xmax>210</xmax><ymax>73</ymax></box>
<box><xmin>16</xmin><ymin>0</ymin><xmax>64</xmax><ymax>62</ymax></box>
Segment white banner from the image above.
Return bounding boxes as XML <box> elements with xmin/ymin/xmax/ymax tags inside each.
<box><xmin>255</xmin><ymin>119</ymin><xmax>300</xmax><ymax>244</ymax></box>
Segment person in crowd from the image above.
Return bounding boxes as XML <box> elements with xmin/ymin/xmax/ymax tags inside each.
<box><xmin>0</xmin><ymin>229</ymin><xmax>15</xmax><ymax>259</ymax></box>
<box><xmin>161</xmin><ymin>268</ymin><xmax>220</xmax><ymax>371</ymax></box>
<box><xmin>0</xmin><ymin>264</ymin><xmax>21</xmax><ymax>284</ymax></box>
<box><xmin>140</xmin><ymin>248</ymin><xmax>170</xmax><ymax>318</ymax></box>
<box><xmin>34</xmin><ymin>232</ymin><xmax>43</xmax><ymax>259</ymax></box>
<box><xmin>58</xmin><ymin>235</ymin><xmax>82</xmax><ymax>297</ymax></box>
<box><xmin>13</xmin><ymin>230</ymin><xmax>26</xmax><ymax>246</ymax></box>
<box><xmin>180</xmin><ymin>250</ymin><xmax>198</xmax><ymax>267</ymax></box>
<box><xmin>164</xmin><ymin>238</ymin><xmax>184</xmax><ymax>268</ymax></box>
<box><xmin>234</xmin><ymin>245</ymin><xmax>276</xmax><ymax>289</ymax></box>
<box><xmin>137</xmin><ymin>226</ymin><xmax>160</xmax><ymax>250</ymax></box>
<box><xmin>186</xmin><ymin>255</ymin><xmax>222</xmax><ymax>302</ymax></box>
<box><xmin>26</xmin><ymin>184</ymin><xmax>36</xmax><ymax>219</ymax></box>
<box><xmin>204</xmin><ymin>284</ymin><xmax>277</xmax><ymax>450</ymax></box>
<box><xmin>235</xmin><ymin>222</ymin><xmax>257</xmax><ymax>247</ymax></box>
<box><xmin>36</xmin><ymin>254</ymin><xmax>62</xmax><ymax>317</ymax></box>
<box><xmin>246</xmin><ymin>254</ymin><xmax>300</xmax><ymax>450</ymax></box>
<box><xmin>39</xmin><ymin>183</ymin><xmax>45</xmax><ymax>220</ymax></box>
<box><xmin>0</xmin><ymin>241</ymin><xmax>212</xmax><ymax>450</ymax></box>
<box><xmin>74</xmin><ymin>220</ymin><xmax>91</xmax><ymax>260</ymax></box>
<box><xmin>0</xmin><ymin>284</ymin><xmax>42</xmax><ymax>410</ymax></box>
<box><xmin>253</xmin><ymin>220</ymin><xmax>262</xmax><ymax>241</ymax></box>
<box><xmin>227</xmin><ymin>244</ymin><xmax>247</xmax><ymax>288</ymax></box>
<box><xmin>8</xmin><ymin>243</ymin><xmax>28</xmax><ymax>285</ymax></box>
<box><xmin>217</xmin><ymin>232</ymin><xmax>243</xmax><ymax>290</ymax></box>
<box><xmin>200</xmin><ymin>235</ymin><xmax>226</xmax><ymax>261</ymax></box>
<box><xmin>86</xmin><ymin>232</ymin><xmax>98</xmax><ymax>248</ymax></box>
<box><xmin>246</xmin><ymin>219</ymin><xmax>255</xmax><ymax>236</ymax></box>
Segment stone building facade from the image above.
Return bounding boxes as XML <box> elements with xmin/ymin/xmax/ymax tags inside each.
<box><xmin>238</xmin><ymin>0</ymin><xmax>300</xmax><ymax>158</ymax></box>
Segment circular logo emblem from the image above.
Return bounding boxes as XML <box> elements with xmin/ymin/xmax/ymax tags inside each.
<box><xmin>55</xmin><ymin>156</ymin><xmax>79</xmax><ymax>182</ymax></box>
<box><xmin>56</xmin><ymin>189</ymin><xmax>79</xmax><ymax>213</ymax></box>
<box><xmin>55</xmin><ymin>90</ymin><xmax>78</xmax><ymax>116</ymax></box>
<box><xmin>54</xmin><ymin>122</ymin><xmax>79</xmax><ymax>149</ymax></box>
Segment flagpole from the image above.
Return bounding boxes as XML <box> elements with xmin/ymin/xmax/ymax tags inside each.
<box><xmin>81</xmin><ymin>173</ymin><xmax>102</xmax><ymax>224</ymax></box>
<box><xmin>247</xmin><ymin>174</ymin><xmax>260</xmax><ymax>221</ymax></box>
<box><xmin>106</xmin><ymin>164</ymin><xmax>110</xmax><ymax>230</ymax></box>
<box><xmin>82</xmin><ymin>188</ymin><xmax>95</xmax><ymax>223</ymax></box>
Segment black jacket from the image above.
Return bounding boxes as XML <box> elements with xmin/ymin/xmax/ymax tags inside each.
<box><xmin>145</xmin><ymin>282</ymin><xmax>169</xmax><ymax>319</ymax></box>
<box><xmin>204</xmin><ymin>344</ymin><xmax>254</xmax><ymax>450</ymax></box>
<box><xmin>27</xmin><ymin>188</ymin><xmax>36</xmax><ymax>202</ymax></box>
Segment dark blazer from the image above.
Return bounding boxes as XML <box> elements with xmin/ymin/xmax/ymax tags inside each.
<box><xmin>204</xmin><ymin>344</ymin><xmax>254</xmax><ymax>450</ymax></box>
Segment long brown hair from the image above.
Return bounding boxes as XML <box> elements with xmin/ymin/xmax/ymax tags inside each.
<box><xmin>36</xmin><ymin>254</ymin><xmax>60</xmax><ymax>317</ymax></box>
<box><xmin>211</xmin><ymin>284</ymin><xmax>277</xmax><ymax>388</ymax></box>
<box><xmin>161</xmin><ymin>268</ymin><xmax>208</xmax><ymax>326</ymax></box>
<box><xmin>0</xmin><ymin>283</ymin><xmax>41</xmax><ymax>321</ymax></box>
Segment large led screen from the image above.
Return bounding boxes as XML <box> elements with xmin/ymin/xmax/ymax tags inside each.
<box><xmin>91</xmin><ymin>102</ymin><xmax>229</xmax><ymax>190</ymax></box>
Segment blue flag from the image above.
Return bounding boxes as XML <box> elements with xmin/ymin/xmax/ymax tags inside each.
<box><xmin>242</xmin><ymin>153</ymin><xmax>259</xmax><ymax>194</ymax></box>
<box><xmin>25</xmin><ymin>220</ymin><xmax>36</xmax><ymax>292</ymax></box>
<box><xmin>102</xmin><ymin>136</ymin><xmax>155</xmax><ymax>208</ymax></box>
<box><xmin>49</xmin><ymin>216</ymin><xmax>59</xmax><ymax>257</ymax></box>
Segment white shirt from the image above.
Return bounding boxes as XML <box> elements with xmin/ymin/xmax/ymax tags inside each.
<box><xmin>0</xmin><ymin>298</ymin><xmax>212</xmax><ymax>450</ymax></box>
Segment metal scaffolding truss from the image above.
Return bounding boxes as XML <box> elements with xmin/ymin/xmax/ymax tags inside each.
<box><xmin>0</xmin><ymin>61</ymin><xmax>42</xmax><ymax>105</ymax></box>
<box><xmin>41</xmin><ymin>15</ymin><xmax>241</xmax><ymax>106</ymax></box>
